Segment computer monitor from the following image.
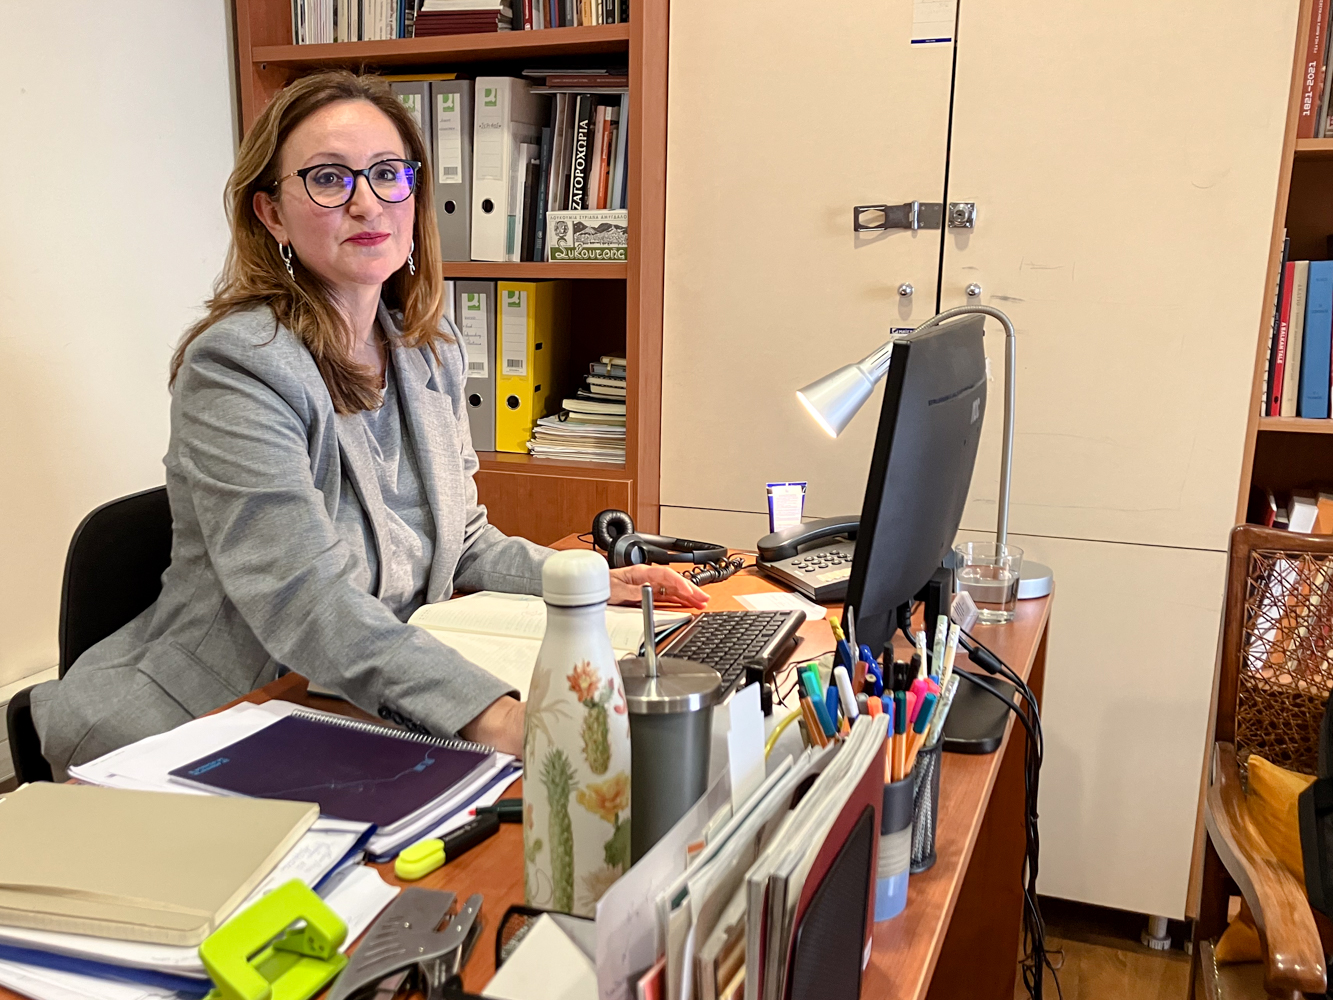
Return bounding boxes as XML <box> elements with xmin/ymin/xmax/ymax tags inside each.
<box><xmin>842</xmin><ymin>314</ymin><xmax>988</xmax><ymax>656</ymax></box>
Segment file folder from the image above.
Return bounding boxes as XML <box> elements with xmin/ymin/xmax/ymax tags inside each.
<box><xmin>471</xmin><ymin>78</ymin><xmax>547</xmax><ymax>262</ymax></box>
<box><xmin>389</xmin><ymin>80</ymin><xmax>431</xmax><ymax>145</ymax></box>
<box><xmin>456</xmin><ymin>279</ymin><xmax>497</xmax><ymax>452</ymax></box>
<box><xmin>495</xmin><ymin>280</ymin><xmax>571</xmax><ymax>452</ymax></box>
<box><xmin>429</xmin><ymin>80</ymin><xmax>474</xmax><ymax>262</ymax></box>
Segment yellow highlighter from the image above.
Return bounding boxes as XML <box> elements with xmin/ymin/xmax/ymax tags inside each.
<box><xmin>394</xmin><ymin>813</ymin><xmax>501</xmax><ymax>881</ymax></box>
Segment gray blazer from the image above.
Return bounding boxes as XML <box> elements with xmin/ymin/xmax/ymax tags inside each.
<box><xmin>31</xmin><ymin>302</ymin><xmax>550</xmax><ymax>771</ymax></box>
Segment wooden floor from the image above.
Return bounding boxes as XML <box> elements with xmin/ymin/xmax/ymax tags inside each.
<box><xmin>1013</xmin><ymin>898</ymin><xmax>1191</xmax><ymax>1000</ymax></box>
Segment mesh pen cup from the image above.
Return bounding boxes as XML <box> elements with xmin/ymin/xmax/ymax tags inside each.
<box><xmin>876</xmin><ymin>775</ymin><xmax>914</xmax><ymax>922</ymax></box>
<box><xmin>910</xmin><ymin>741</ymin><xmax>943</xmax><ymax>874</ymax></box>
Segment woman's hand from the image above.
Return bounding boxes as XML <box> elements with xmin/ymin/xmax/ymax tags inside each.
<box><xmin>608</xmin><ymin>565</ymin><xmax>709</xmax><ymax>609</ymax></box>
<box><xmin>459</xmin><ymin>695</ymin><xmax>525</xmax><ymax>757</ymax></box>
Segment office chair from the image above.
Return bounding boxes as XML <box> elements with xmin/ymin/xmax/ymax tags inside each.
<box><xmin>6</xmin><ymin>486</ymin><xmax>172</xmax><ymax>785</ymax></box>
<box><xmin>1190</xmin><ymin>525</ymin><xmax>1330</xmax><ymax>999</ymax></box>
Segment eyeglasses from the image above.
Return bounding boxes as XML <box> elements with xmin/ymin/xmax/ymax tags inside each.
<box><xmin>278</xmin><ymin>159</ymin><xmax>421</xmax><ymax>208</ymax></box>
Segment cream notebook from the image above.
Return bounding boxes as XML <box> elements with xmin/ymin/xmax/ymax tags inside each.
<box><xmin>0</xmin><ymin>782</ymin><xmax>317</xmax><ymax>945</ymax></box>
<box><xmin>408</xmin><ymin>590</ymin><xmax>689</xmax><ymax>699</ymax></box>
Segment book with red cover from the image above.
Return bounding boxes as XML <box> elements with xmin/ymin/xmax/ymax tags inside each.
<box><xmin>1271</xmin><ymin>260</ymin><xmax>1296</xmax><ymax>416</ymax></box>
<box><xmin>1301</xmin><ymin>0</ymin><xmax>1331</xmax><ymax>138</ymax></box>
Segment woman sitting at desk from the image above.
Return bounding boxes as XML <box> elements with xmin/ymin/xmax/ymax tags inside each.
<box><xmin>31</xmin><ymin>71</ymin><xmax>705</xmax><ymax>771</ymax></box>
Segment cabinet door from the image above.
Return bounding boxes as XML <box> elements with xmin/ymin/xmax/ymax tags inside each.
<box><xmin>942</xmin><ymin>1</ymin><xmax>1294</xmax><ymax>551</ymax></box>
<box><xmin>941</xmin><ymin>0</ymin><xmax>1298</xmax><ymax>916</ymax></box>
<box><xmin>660</xmin><ymin>1</ymin><xmax>957</xmax><ymax>542</ymax></box>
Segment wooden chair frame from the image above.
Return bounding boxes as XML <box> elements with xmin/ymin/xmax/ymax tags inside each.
<box><xmin>1191</xmin><ymin>525</ymin><xmax>1329</xmax><ymax>999</ymax></box>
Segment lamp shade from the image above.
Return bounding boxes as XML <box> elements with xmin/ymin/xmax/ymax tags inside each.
<box><xmin>795</xmin><ymin>362</ymin><xmax>877</xmax><ymax>438</ymax></box>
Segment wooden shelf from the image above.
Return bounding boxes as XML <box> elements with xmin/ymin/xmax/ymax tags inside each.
<box><xmin>1296</xmin><ymin>138</ymin><xmax>1333</xmax><ymax>159</ymax></box>
<box><xmin>1259</xmin><ymin>415</ymin><xmax>1333</xmax><ymax>433</ymax></box>
<box><xmin>477</xmin><ymin>452</ymin><xmax>632</xmax><ymax>479</ymax></box>
<box><xmin>252</xmin><ymin>24</ymin><xmax>629</xmax><ymax>70</ymax></box>
<box><xmin>442</xmin><ymin>261</ymin><xmax>626</xmax><ymax>279</ymax></box>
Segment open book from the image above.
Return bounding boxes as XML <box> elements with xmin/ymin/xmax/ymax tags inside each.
<box><xmin>408</xmin><ymin>591</ymin><xmax>691</xmax><ymax>699</ymax></box>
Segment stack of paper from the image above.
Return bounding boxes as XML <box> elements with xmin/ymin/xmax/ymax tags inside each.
<box><xmin>529</xmin><ymin>355</ymin><xmax>627</xmax><ymax>463</ymax></box>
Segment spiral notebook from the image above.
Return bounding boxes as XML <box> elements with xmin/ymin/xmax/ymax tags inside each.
<box><xmin>168</xmin><ymin>710</ymin><xmax>497</xmax><ymax>842</ymax></box>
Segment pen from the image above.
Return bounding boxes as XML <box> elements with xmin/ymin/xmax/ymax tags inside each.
<box><xmin>866</xmin><ymin>695</ymin><xmax>882</xmax><ymax>717</ymax></box>
<box><xmin>803</xmin><ymin>670</ymin><xmax>838</xmax><ymax>738</ymax></box>
<box><xmin>931</xmin><ymin>615</ymin><xmax>948</xmax><ymax>679</ymax></box>
<box><xmin>893</xmin><ymin>691</ymin><xmax>908</xmax><ymax>781</ymax></box>
<box><xmin>926</xmin><ymin>674</ymin><xmax>961</xmax><ymax>747</ymax></box>
<box><xmin>914</xmin><ymin>630</ymin><xmax>928</xmax><ymax>677</ymax></box>
<box><xmin>905</xmin><ymin>693</ymin><xmax>939</xmax><ymax>773</ymax></box>
<box><xmin>796</xmin><ymin>684</ymin><xmax>826</xmax><ymax>748</ymax></box>
<box><xmin>905</xmin><ymin>690</ymin><xmax>918</xmax><ymax>727</ymax></box>
<box><xmin>941</xmin><ymin>623</ymin><xmax>961</xmax><ymax>693</ymax></box>
<box><xmin>825</xmin><ymin>681</ymin><xmax>843</xmax><ymax>735</ymax></box>
<box><xmin>846</xmin><ymin>607</ymin><xmax>858</xmax><ymax>675</ymax></box>
<box><xmin>470</xmin><ymin>797</ymin><xmax>522</xmax><ymax>822</ymax></box>
<box><xmin>443</xmin><ymin>812</ymin><xmax>501</xmax><ymax>862</ymax></box>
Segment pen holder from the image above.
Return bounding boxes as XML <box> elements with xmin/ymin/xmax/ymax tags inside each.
<box><xmin>910</xmin><ymin>741</ymin><xmax>943</xmax><ymax>874</ymax></box>
<box><xmin>875</xmin><ymin>775</ymin><xmax>914</xmax><ymax>922</ymax></box>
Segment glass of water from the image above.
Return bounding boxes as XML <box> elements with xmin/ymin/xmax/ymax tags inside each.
<box><xmin>953</xmin><ymin>542</ymin><xmax>1023</xmax><ymax>625</ymax></box>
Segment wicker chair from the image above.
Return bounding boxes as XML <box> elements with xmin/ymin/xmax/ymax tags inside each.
<box><xmin>1191</xmin><ymin>525</ymin><xmax>1331</xmax><ymax>999</ymax></box>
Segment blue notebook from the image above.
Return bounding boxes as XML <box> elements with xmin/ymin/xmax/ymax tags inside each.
<box><xmin>169</xmin><ymin>711</ymin><xmax>493</xmax><ymax>834</ymax></box>
<box><xmin>1300</xmin><ymin>260</ymin><xmax>1333</xmax><ymax>419</ymax></box>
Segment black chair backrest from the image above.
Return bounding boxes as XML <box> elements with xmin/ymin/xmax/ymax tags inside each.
<box><xmin>59</xmin><ymin>486</ymin><xmax>173</xmax><ymax>676</ymax></box>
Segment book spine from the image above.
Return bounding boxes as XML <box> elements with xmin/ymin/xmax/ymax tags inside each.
<box><xmin>1302</xmin><ymin>0</ymin><xmax>1331</xmax><ymax>138</ymax></box>
<box><xmin>597</xmin><ymin>112</ymin><xmax>614</xmax><ymax>209</ymax></box>
<box><xmin>1311</xmin><ymin>260</ymin><xmax>1333</xmax><ymax>418</ymax></box>
<box><xmin>619</xmin><ymin>0</ymin><xmax>627</xmax><ymax>22</ymax></box>
<box><xmin>523</xmin><ymin>0</ymin><xmax>533</xmax><ymax>29</ymax></box>
<box><xmin>1267</xmin><ymin>237</ymin><xmax>1292</xmax><ymax>414</ymax></box>
<box><xmin>533</xmin><ymin>123</ymin><xmax>555</xmax><ymax>261</ymax></box>
<box><xmin>1272</xmin><ymin>261</ymin><xmax>1295</xmax><ymax>416</ymax></box>
<box><xmin>568</xmin><ymin>95</ymin><xmax>594</xmax><ymax>210</ymax></box>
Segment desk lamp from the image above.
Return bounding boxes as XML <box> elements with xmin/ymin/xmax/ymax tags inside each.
<box><xmin>796</xmin><ymin>304</ymin><xmax>1054</xmax><ymax>601</ymax></box>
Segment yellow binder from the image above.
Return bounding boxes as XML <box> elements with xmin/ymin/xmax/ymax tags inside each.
<box><xmin>495</xmin><ymin>280</ymin><xmax>571</xmax><ymax>453</ymax></box>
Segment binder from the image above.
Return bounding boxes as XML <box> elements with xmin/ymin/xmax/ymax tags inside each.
<box><xmin>495</xmin><ymin>280</ymin><xmax>571</xmax><ymax>452</ymax></box>
<box><xmin>456</xmin><ymin>280</ymin><xmax>497</xmax><ymax>452</ymax></box>
<box><xmin>471</xmin><ymin>78</ymin><xmax>548</xmax><ymax>262</ymax></box>
<box><xmin>389</xmin><ymin>80</ymin><xmax>431</xmax><ymax>146</ymax></box>
<box><xmin>429</xmin><ymin>80</ymin><xmax>474</xmax><ymax>261</ymax></box>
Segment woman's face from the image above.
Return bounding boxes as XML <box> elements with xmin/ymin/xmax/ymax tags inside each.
<box><xmin>254</xmin><ymin>99</ymin><xmax>416</xmax><ymax>297</ymax></box>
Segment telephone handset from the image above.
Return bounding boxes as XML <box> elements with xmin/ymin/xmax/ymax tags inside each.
<box><xmin>756</xmin><ymin>515</ymin><xmax>860</xmax><ymax>602</ymax></box>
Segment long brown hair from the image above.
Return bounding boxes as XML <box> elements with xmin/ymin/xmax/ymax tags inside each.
<box><xmin>171</xmin><ymin>70</ymin><xmax>446</xmax><ymax>414</ymax></box>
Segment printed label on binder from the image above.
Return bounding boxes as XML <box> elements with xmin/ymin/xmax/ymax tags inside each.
<box><xmin>476</xmin><ymin>87</ymin><xmax>504</xmax><ymax>183</ymax></box>
<box><xmin>460</xmin><ymin>293</ymin><xmax>489</xmax><ymax>378</ymax></box>
<box><xmin>397</xmin><ymin>93</ymin><xmax>422</xmax><ymax>132</ymax></box>
<box><xmin>501</xmin><ymin>290</ymin><xmax>528</xmax><ymax>377</ymax></box>
<box><xmin>436</xmin><ymin>92</ymin><xmax>463</xmax><ymax>185</ymax></box>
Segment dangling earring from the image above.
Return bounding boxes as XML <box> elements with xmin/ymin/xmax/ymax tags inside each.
<box><xmin>407</xmin><ymin>239</ymin><xmax>416</xmax><ymax>276</ymax></box>
<box><xmin>279</xmin><ymin>242</ymin><xmax>295</xmax><ymax>280</ymax></box>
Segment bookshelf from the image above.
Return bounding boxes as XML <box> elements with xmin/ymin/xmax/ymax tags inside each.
<box><xmin>1237</xmin><ymin>0</ymin><xmax>1333</xmax><ymax>521</ymax></box>
<box><xmin>231</xmin><ymin>3</ymin><xmax>667</xmax><ymax>544</ymax></box>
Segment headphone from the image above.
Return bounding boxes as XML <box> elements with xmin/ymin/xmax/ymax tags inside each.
<box><xmin>590</xmin><ymin>510</ymin><xmax>747</xmax><ymax>585</ymax></box>
<box><xmin>591</xmin><ymin>509</ymin><xmax>728</xmax><ymax>568</ymax></box>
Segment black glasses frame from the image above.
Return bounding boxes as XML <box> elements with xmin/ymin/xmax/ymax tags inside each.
<box><xmin>279</xmin><ymin>158</ymin><xmax>422</xmax><ymax>208</ymax></box>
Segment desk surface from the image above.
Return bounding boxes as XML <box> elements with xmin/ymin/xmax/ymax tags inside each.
<box><xmin>3</xmin><ymin>543</ymin><xmax>1050</xmax><ymax>1000</ymax></box>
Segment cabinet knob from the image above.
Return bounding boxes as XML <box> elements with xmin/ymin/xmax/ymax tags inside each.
<box><xmin>898</xmin><ymin>283</ymin><xmax>914</xmax><ymax>297</ymax></box>
<box><xmin>966</xmin><ymin>283</ymin><xmax>982</xmax><ymax>298</ymax></box>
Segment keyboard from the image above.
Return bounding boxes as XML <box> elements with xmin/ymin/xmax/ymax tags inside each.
<box><xmin>659</xmin><ymin>610</ymin><xmax>806</xmax><ymax>698</ymax></box>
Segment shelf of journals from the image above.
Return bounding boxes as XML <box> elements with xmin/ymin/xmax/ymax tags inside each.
<box><xmin>253</xmin><ymin>23</ymin><xmax>630</xmax><ymax>70</ymax></box>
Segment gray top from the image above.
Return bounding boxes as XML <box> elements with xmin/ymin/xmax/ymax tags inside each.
<box><xmin>31</xmin><ymin>301</ymin><xmax>552</xmax><ymax>771</ymax></box>
<box><xmin>334</xmin><ymin>353</ymin><xmax>435</xmax><ymax>619</ymax></box>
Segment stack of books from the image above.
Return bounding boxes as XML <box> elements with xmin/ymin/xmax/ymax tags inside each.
<box><xmin>1263</xmin><ymin>242</ymin><xmax>1333</xmax><ymax>420</ymax></box>
<box><xmin>415</xmin><ymin>0</ymin><xmax>512</xmax><ymax>35</ymax></box>
<box><xmin>1297</xmin><ymin>0</ymin><xmax>1333</xmax><ymax>139</ymax></box>
<box><xmin>529</xmin><ymin>355</ymin><xmax>627</xmax><ymax>463</ymax></box>
<box><xmin>291</xmin><ymin>0</ymin><xmax>629</xmax><ymax>40</ymax></box>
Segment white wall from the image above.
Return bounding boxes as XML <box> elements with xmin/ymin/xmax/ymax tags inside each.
<box><xmin>0</xmin><ymin>3</ymin><xmax>236</xmax><ymax>686</ymax></box>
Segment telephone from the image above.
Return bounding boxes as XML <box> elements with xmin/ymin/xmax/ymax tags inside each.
<box><xmin>756</xmin><ymin>515</ymin><xmax>860</xmax><ymax>602</ymax></box>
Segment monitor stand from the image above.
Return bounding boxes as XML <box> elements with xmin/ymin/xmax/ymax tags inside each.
<box><xmin>942</xmin><ymin>672</ymin><xmax>1018</xmax><ymax>755</ymax></box>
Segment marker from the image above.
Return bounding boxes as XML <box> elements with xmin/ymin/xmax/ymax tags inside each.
<box><xmin>931</xmin><ymin>615</ymin><xmax>948</xmax><ymax>678</ymax></box>
<box><xmin>941</xmin><ymin>624</ymin><xmax>961</xmax><ymax>693</ymax></box>
<box><xmin>834</xmin><ymin>665</ymin><xmax>860</xmax><ymax>722</ymax></box>
<box><xmin>914</xmin><ymin>630</ymin><xmax>928</xmax><ymax>676</ymax></box>
<box><xmin>803</xmin><ymin>671</ymin><xmax>837</xmax><ymax>738</ymax></box>
<box><xmin>471</xmin><ymin>798</ymin><xmax>522</xmax><ymax>822</ymax></box>
<box><xmin>394</xmin><ymin>813</ymin><xmax>500</xmax><ymax>881</ymax></box>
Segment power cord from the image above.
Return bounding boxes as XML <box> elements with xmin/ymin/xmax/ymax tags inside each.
<box><xmin>900</xmin><ymin>622</ymin><xmax>1062</xmax><ymax>1000</ymax></box>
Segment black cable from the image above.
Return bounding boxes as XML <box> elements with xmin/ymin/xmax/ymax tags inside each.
<box><xmin>904</xmin><ymin>620</ymin><xmax>1061</xmax><ymax>1000</ymax></box>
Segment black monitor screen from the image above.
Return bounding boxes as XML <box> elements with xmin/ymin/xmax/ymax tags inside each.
<box><xmin>844</xmin><ymin>315</ymin><xmax>988</xmax><ymax>655</ymax></box>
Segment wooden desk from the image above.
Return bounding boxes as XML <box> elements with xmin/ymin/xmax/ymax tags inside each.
<box><xmin>2</xmin><ymin>544</ymin><xmax>1049</xmax><ymax>1000</ymax></box>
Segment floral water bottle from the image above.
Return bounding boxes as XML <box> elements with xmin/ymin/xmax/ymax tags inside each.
<box><xmin>524</xmin><ymin>549</ymin><xmax>632</xmax><ymax>916</ymax></box>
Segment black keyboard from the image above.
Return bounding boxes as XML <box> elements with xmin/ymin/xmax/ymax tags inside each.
<box><xmin>659</xmin><ymin>610</ymin><xmax>805</xmax><ymax>697</ymax></box>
